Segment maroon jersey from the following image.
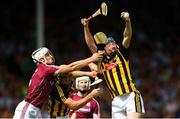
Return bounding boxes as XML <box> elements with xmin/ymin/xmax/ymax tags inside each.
<box><xmin>68</xmin><ymin>93</ymin><xmax>100</xmax><ymax>118</ymax></box>
<box><xmin>24</xmin><ymin>63</ymin><xmax>59</xmax><ymax>108</ymax></box>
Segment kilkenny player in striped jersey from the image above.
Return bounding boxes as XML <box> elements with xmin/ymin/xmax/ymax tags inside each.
<box><xmin>81</xmin><ymin>12</ymin><xmax>145</xmax><ymax>119</ymax></box>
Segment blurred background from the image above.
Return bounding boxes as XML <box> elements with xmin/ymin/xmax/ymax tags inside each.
<box><xmin>0</xmin><ymin>0</ymin><xmax>179</xmax><ymax>118</ymax></box>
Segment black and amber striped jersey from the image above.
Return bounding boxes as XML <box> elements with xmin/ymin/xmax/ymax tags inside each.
<box><xmin>101</xmin><ymin>45</ymin><xmax>138</xmax><ymax>98</ymax></box>
<box><xmin>48</xmin><ymin>81</ymin><xmax>71</xmax><ymax>118</ymax></box>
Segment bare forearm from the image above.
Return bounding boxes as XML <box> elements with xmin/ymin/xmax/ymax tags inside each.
<box><xmin>84</xmin><ymin>26</ymin><xmax>97</xmax><ymax>53</ymax></box>
<box><xmin>65</xmin><ymin>93</ymin><xmax>93</xmax><ymax>110</ymax></box>
<box><xmin>121</xmin><ymin>12</ymin><xmax>132</xmax><ymax>48</ymax></box>
<box><xmin>58</xmin><ymin>58</ymin><xmax>93</xmax><ymax>74</ymax></box>
<box><xmin>70</xmin><ymin>71</ymin><xmax>92</xmax><ymax>77</ymax></box>
<box><xmin>122</xmin><ymin>20</ymin><xmax>132</xmax><ymax>48</ymax></box>
<box><xmin>124</xmin><ymin>20</ymin><xmax>132</xmax><ymax>40</ymax></box>
<box><xmin>74</xmin><ymin>94</ymin><xmax>93</xmax><ymax>110</ymax></box>
<box><xmin>69</xmin><ymin>57</ymin><xmax>93</xmax><ymax>71</ymax></box>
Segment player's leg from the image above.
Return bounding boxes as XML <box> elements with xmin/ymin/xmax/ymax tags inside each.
<box><xmin>112</xmin><ymin>108</ymin><xmax>126</xmax><ymax>119</ymax></box>
<box><xmin>28</xmin><ymin>103</ymin><xmax>42</xmax><ymax>118</ymax></box>
<box><xmin>13</xmin><ymin>100</ymin><xmax>27</xmax><ymax>119</ymax></box>
<box><xmin>126</xmin><ymin>92</ymin><xmax>145</xmax><ymax>119</ymax></box>
<box><xmin>127</xmin><ymin>112</ymin><xmax>142</xmax><ymax>118</ymax></box>
<box><xmin>112</xmin><ymin>95</ymin><xmax>127</xmax><ymax>119</ymax></box>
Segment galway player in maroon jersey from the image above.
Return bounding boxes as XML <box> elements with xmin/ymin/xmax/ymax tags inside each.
<box><xmin>68</xmin><ymin>76</ymin><xmax>100</xmax><ymax>119</ymax></box>
<box><xmin>13</xmin><ymin>47</ymin><xmax>103</xmax><ymax>119</ymax></box>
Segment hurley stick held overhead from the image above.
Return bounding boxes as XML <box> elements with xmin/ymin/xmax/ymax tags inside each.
<box><xmin>86</xmin><ymin>3</ymin><xmax>108</xmax><ymax>87</ymax></box>
<box><xmin>87</xmin><ymin>2</ymin><xmax>108</xmax><ymax>21</ymax></box>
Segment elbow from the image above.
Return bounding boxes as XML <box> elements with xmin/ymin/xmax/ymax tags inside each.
<box><xmin>89</xmin><ymin>46</ymin><xmax>97</xmax><ymax>53</ymax></box>
<box><xmin>122</xmin><ymin>39</ymin><xmax>131</xmax><ymax>48</ymax></box>
<box><xmin>122</xmin><ymin>42</ymin><xmax>130</xmax><ymax>49</ymax></box>
<box><xmin>64</xmin><ymin>98</ymin><xmax>80</xmax><ymax>110</ymax></box>
<box><xmin>71</xmin><ymin>106</ymin><xmax>79</xmax><ymax>110</ymax></box>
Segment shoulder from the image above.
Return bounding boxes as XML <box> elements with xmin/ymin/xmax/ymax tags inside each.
<box><xmin>38</xmin><ymin>63</ymin><xmax>58</xmax><ymax>68</ymax></box>
<box><xmin>38</xmin><ymin>63</ymin><xmax>45</xmax><ymax>67</ymax></box>
<box><xmin>117</xmin><ymin>45</ymin><xmax>129</xmax><ymax>60</ymax></box>
<box><xmin>42</xmin><ymin>64</ymin><xmax>59</xmax><ymax>72</ymax></box>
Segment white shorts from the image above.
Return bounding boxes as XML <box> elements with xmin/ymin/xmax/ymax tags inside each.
<box><xmin>13</xmin><ymin>100</ymin><xmax>42</xmax><ymax>119</ymax></box>
<box><xmin>112</xmin><ymin>92</ymin><xmax>145</xmax><ymax>119</ymax></box>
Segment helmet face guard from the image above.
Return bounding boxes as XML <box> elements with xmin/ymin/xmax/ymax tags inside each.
<box><xmin>75</xmin><ymin>76</ymin><xmax>91</xmax><ymax>92</ymax></box>
<box><xmin>32</xmin><ymin>47</ymin><xmax>49</xmax><ymax>63</ymax></box>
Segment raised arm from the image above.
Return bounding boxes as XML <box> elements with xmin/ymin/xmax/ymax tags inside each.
<box><xmin>64</xmin><ymin>88</ymin><xmax>100</xmax><ymax>110</ymax></box>
<box><xmin>121</xmin><ymin>12</ymin><xmax>132</xmax><ymax>49</ymax></box>
<box><xmin>81</xmin><ymin>18</ymin><xmax>97</xmax><ymax>53</ymax></box>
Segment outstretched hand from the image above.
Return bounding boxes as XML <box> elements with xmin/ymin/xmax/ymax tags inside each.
<box><xmin>91</xmin><ymin>52</ymin><xmax>104</xmax><ymax>63</ymax></box>
<box><xmin>90</xmin><ymin>88</ymin><xmax>100</xmax><ymax>97</ymax></box>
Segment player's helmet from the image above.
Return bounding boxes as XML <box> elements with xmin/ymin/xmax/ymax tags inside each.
<box><xmin>106</xmin><ymin>37</ymin><xmax>116</xmax><ymax>44</ymax></box>
<box><xmin>75</xmin><ymin>76</ymin><xmax>91</xmax><ymax>92</ymax></box>
<box><xmin>31</xmin><ymin>47</ymin><xmax>49</xmax><ymax>63</ymax></box>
